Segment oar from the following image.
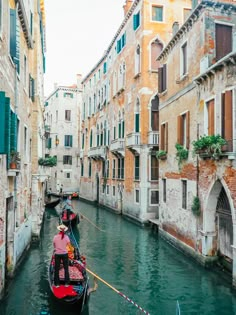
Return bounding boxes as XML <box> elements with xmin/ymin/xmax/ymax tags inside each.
<box><xmin>78</xmin><ymin>210</ymin><xmax>105</xmax><ymax>232</ymax></box>
<box><xmin>76</xmin><ymin>261</ymin><xmax>151</xmax><ymax>315</ymax></box>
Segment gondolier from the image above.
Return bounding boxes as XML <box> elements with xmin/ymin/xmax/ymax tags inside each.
<box><xmin>53</xmin><ymin>224</ymin><xmax>70</xmax><ymax>287</ymax></box>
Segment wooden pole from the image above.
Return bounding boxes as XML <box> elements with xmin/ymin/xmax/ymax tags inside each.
<box><xmin>78</xmin><ymin>210</ymin><xmax>105</xmax><ymax>232</ymax></box>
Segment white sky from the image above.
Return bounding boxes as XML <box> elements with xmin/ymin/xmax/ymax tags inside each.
<box><xmin>44</xmin><ymin>0</ymin><xmax>126</xmax><ymax>96</ymax></box>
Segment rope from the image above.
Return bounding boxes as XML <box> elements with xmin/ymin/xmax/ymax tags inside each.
<box><xmin>75</xmin><ymin>260</ymin><xmax>151</xmax><ymax>315</ymax></box>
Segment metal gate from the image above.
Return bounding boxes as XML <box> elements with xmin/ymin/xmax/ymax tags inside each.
<box><xmin>216</xmin><ymin>187</ymin><xmax>233</xmax><ymax>259</ymax></box>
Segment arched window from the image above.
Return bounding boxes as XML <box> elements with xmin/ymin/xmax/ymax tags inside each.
<box><xmin>151</xmin><ymin>39</ymin><xmax>163</xmax><ymax>71</ymax></box>
<box><xmin>135</xmin><ymin>45</ymin><xmax>141</xmax><ymax>76</ymax></box>
<box><xmin>135</xmin><ymin>99</ymin><xmax>140</xmax><ymax>132</ymax></box>
<box><xmin>151</xmin><ymin>95</ymin><xmax>159</xmax><ymax>131</ymax></box>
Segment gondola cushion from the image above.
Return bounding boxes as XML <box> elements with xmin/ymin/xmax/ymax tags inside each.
<box><xmin>59</xmin><ymin>265</ymin><xmax>83</xmax><ymax>281</ymax></box>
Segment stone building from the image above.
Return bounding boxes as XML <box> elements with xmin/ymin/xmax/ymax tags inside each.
<box><xmin>79</xmin><ymin>0</ymin><xmax>192</xmax><ymax>222</ymax></box>
<box><xmin>0</xmin><ymin>0</ymin><xmax>46</xmax><ymax>297</ymax></box>
<box><xmin>44</xmin><ymin>76</ymin><xmax>82</xmax><ymax>195</ymax></box>
<box><xmin>157</xmin><ymin>0</ymin><xmax>236</xmax><ymax>285</ymax></box>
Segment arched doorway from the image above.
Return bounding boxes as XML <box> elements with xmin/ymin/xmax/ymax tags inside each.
<box><xmin>216</xmin><ymin>187</ymin><xmax>233</xmax><ymax>261</ymax></box>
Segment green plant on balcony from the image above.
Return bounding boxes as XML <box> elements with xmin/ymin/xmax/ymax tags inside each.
<box><xmin>175</xmin><ymin>143</ymin><xmax>188</xmax><ymax>169</ymax></box>
<box><xmin>156</xmin><ymin>150</ymin><xmax>167</xmax><ymax>160</ymax></box>
<box><xmin>38</xmin><ymin>156</ymin><xmax>57</xmax><ymax>167</ymax></box>
<box><xmin>192</xmin><ymin>134</ymin><xmax>227</xmax><ymax>159</ymax></box>
<box><xmin>9</xmin><ymin>151</ymin><xmax>21</xmax><ymax>169</ymax></box>
<box><xmin>191</xmin><ymin>196</ymin><xmax>201</xmax><ymax>217</ymax></box>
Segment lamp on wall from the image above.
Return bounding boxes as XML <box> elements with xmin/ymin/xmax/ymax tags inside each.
<box><xmin>55</xmin><ymin>136</ymin><xmax>59</xmax><ymax>146</ymax></box>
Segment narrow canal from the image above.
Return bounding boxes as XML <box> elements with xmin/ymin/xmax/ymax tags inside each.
<box><xmin>0</xmin><ymin>200</ymin><xmax>236</xmax><ymax>315</ymax></box>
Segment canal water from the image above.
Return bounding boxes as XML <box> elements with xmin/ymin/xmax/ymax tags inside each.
<box><xmin>0</xmin><ymin>200</ymin><xmax>236</xmax><ymax>315</ymax></box>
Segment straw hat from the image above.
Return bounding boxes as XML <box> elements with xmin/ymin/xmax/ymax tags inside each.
<box><xmin>57</xmin><ymin>224</ymin><xmax>68</xmax><ymax>232</ymax></box>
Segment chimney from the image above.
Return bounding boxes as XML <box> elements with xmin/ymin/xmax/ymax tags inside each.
<box><xmin>76</xmin><ymin>74</ymin><xmax>82</xmax><ymax>90</ymax></box>
<box><xmin>172</xmin><ymin>22</ymin><xmax>179</xmax><ymax>36</ymax></box>
<box><xmin>123</xmin><ymin>0</ymin><xmax>133</xmax><ymax>17</ymax></box>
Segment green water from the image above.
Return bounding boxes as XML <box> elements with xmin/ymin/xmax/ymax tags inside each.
<box><xmin>0</xmin><ymin>200</ymin><xmax>236</xmax><ymax>315</ymax></box>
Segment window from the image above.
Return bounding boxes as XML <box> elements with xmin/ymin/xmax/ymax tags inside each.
<box><xmin>151</xmin><ymin>152</ymin><xmax>158</xmax><ymax>180</ymax></box>
<box><xmin>134</xmin><ymin>155</ymin><xmax>140</xmax><ymax>180</ymax></box>
<box><xmin>64</xmin><ymin>135</ymin><xmax>73</xmax><ymax>147</ymax></box>
<box><xmin>24</xmin><ymin>126</ymin><xmax>28</xmax><ymax>157</ymax></box>
<box><xmin>158</xmin><ymin>64</ymin><xmax>167</xmax><ymax>93</ymax></box>
<box><xmin>65</xmin><ymin>110</ymin><xmax>71</xmax><ymax>121</ymax></box>
<box><xmin>113</xmin><ymin>186</ymin><xmax>116</xmax><ymax>196</ymax></box>
<box><xmin>113</xmin><ymin>126</ymin><xmax>116</xmax><ymax>140</ymax></box>
<box><xmin>135</xmin><ymin>189</ymin><xmax>140</xmax><ymax>203</ymax></box>
<box><xmin>64</xmin><ymin>172</ymin><xmax>71</xmax><ymax>179</ymax></box>
<box><xmin>24</xmin><ymin>55</ymin><xmax>27</xmax><ymax>87</ymax></box>
<box><xmin>88</xmin><ymin>97</ymin><xmax>92</xmax><ymax>116</ymax></box>
<box><xmin>118</xmin><ymin>157</ymin><xmax>124</xmax><ymax>179</ymax></box>
<box><xmin>81</xmin><ymin>161</ymin><xmax>84</xmax><ymax>176</ymax></box>
<box><xmin>152</xmin><ymin>5</ymin><xmax>163</xmax><ymax>22</ymax></box>
<box><xmin>10</xmin><ymin>9</ymin><xmax>20</xmax><ymax>74</ymax></box>
<box><xmin>106</xmin><ymin>160</ymin><xmax>109</xmax><ymax>178</ymax></box>
<box><xmin>118</xmin><ymin>63</ymin><xmax>126</xmax><ymax>91</ymax></box>
<box><xmin>117</xmin><ymin>32</ymin><xmax>126</xmax><ymax>54</ymax></box>
<box><xmin>112</xmin><ymin>159</ymin><xmax>116</xmax><ymax>179</ymax></box>
<box><xmin>29</xmin><ymin>74</ymin><xmax>35</xmax><ymax>101</ymax></box>
<box><xmin>103</xmin><ymin>62</ymin><xmax>107</xmax><ymax>74</ymax></box>
<box><xmin>163</xmin><ymin>179</ymin><xmax>166</xmax><ymax>203</ymax></box>
<box><xmin>97</xmin><ymin>125</ymin><xmax>99</xmax><ymax>146</ymax></box>
<box><xmin>82</xmin><ymin>133</ymin><xmax>85</xmax><ymax>149</ymax></box>
<box><xmin>151</xmin><ymin>95</ymin><xmax>159</xmax><ymax>131</ymax></box>
<box><xmin>160</xmin><ymin>122</ymin><xmax>168</xmax><ymax>152</ymax></box>
<box><xmin>88</xmin><ymin>159</ymin><xmax>92</xmax><ymax>177</ymax></box>
<box><xmin>206</xmin><ymin>99</ymin><xmax>215</xmax><ymax>135</ymax></box>
<box><xmin>63</xmin><ymin>155</ymin><xmax>72</xmax><ymax>165</ymax></box>
<box><xmin>151</xmin><ymin>40</ymin><xmax>163</xmax><ymax>71</ymax></box>
<box><xmin>133</xmin><ymin>11</ymin><xmax>140</xmax><ymax>30</ymax></box>
<box><xmin>64</xmin><ymin>92</ymin><xmax>73</xmax><ymax>98</ymax></box>
<box><xmin>182</xmin><ymin>180</ymin><xmax>187</xmax><ymax>209</ymax></box>
<box><xmin>181</xmin><ymin>42</ymin><xmax>187</xmax><ymax>76</ymax></box>
<box><xmin>177</xmin><ymin>111</ymin><xmax>190</xmax><ymax>148</ymax></box>
<box><xmin>222</xmin><ymin>90</ymin><xmax>233</xmax><ymax>151</ymax></box>
<box><xmin>90</xmin><ymin>130</ymin><xmax>93</xmax><ymax>147</ymax></box>
<box><xmin>150</xmin><ymin>190</ymin><xmax>159</xmax><ymax>205</ymax></box>
<box><xmin>46</xmin><ymin>137</ymin><xmax>52</xmax><ymax>149</ymax></box>
<box><xmin>216</xmin><ymin>24</ymin><xmax>232</xmax><ymax>61</ymax></box>
<box><xmin>135</xmin><ymin>45</ymin><xmax>141</xmax><ymax>76</ymax></box>
<box><xmin>106</xmin><ymin>185</ymin><xmax>109</xmax><ymax>195</ymax></box>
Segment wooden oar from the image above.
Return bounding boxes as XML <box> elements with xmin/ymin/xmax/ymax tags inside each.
<box><xmin>76</xmin><ymin>261</ymin><xmax>151</xmax><ymax>314</ymax></box>
<box><xmin>78</xmin><ymin>210</ymin><xmax>105</xmax><ymax>232</ymax></box>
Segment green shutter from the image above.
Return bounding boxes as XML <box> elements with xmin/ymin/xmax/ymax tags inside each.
<box><xmin>122</xmin><ymin>121</ymin><xmax>125</xmax><ymax>138</ymax></box>
<box><xmin>10</xmin><ymin>111</ymin><xmax>17</xmax><ymax>152</ymax></box>
<box><xmin>0</xmin><ymin>92</ymin><xmax>6</xmax><ymax>153</ymax></box>
<box><xmin>103</xmin><ymin>62</ymin><xmax>107</xmax><ymax>74</ymax></box>
<box><xmin>5</xmin><ymin>97</ymin><xmax>11</xmax><ymax>159</ymax></box>
<box><xmin>70</xmin><ymin>135</ymin><xmax>73</xmax><ymax>147</ymax></box>
<box><xmin>118</xmin><ymin>123</ymin><xmax>121</xmax><ymax>138</ymax></box>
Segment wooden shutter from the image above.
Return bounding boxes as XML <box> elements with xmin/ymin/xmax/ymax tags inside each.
<box><xmin>163</xmin><ymin>64</ymin><xmax>167</xmax><ymax>91</ymax></box>
<box><xmin>225</xmin><ymin>90</ymin><xmax>233</xmax><ymax>151</ymax></box>
<box><xmin>216</xmin><ymin>24</ymin><xmax>232</xmax><ymax>61</ymax></box>
<box><xmin>135</xmin><ymin>113</ymin><xmax>140</xmax><ymax>132</ymax></box>
<box><xmin>186</xmin><ymin>111</ymin><xmax>190</xmax><ymax>149</ymax></box>
<box><xmin>177</xmin><ymin>115</ymin><xmax>183</xmax><ymax>145</ymax></box>
<box><xmin>165</xmin><ymin>122</ymin><xmax>168</xmax><ymax>153</ymax></box>
<box><xmin>158</xmin><ymin>67</ymin><xmax>163</xmax><ymax>93</ymax></box>
<box><xmin>10</xmin><ymin>111</ymin><xmax>17</xmax><ymax>152</ymax></box>
<box><xmin>160</xmin><ymin>124</ymin><xmax>164</xmax><ymax>150</ymax></box>
<box><xmin>5</xmin><ymin>97</ymin><xmax>11</xmax><ymax>158</ymax></box>
<box><xmin>208</xmin><ymin>100</ymin><xmax>215</xmax><ymax>135</ymax></box>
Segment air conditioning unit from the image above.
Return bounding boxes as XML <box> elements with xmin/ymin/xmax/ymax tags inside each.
<box><xmin>200</xmin><ymin>55</ymin><xmax>209</xmax><ymax>74</ymax></box>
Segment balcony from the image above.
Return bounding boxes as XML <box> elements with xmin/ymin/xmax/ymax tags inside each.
<box><xmin>126</xmin><ymin>132</ymin><xmax>141</xmax><ymax>154</ymax></box>
<box><xmin>110</xmin><ymin>139</ymin><xmax>125</xmax><ymax>157</ymax></box>
<box><xmin>88</xmin><ymin>146</ymin><xmax>106</xmax><ymax>160</ymax></box>
<box><xmin>148</xmin><ymin>131</ymin><xmax>159</xmax><ymax>147</ymax></box>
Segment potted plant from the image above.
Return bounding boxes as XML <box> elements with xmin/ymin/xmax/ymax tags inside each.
<box><xmin>175</xmin><ymin>143</ymin><xmax>188</xmax><ymax>169</ymax></box>
<box><xmin>192</xmin><ymin>135</ymin><xmax>227</xmax><ymax>159</ymax></box>
<box><xmin>38</xmin><ymin>156</ymin><xmax>57</xmax><ymax>167</ymax></box>
<box><xmin>156</xmin><ymin>150</ymin><xmax>167</xmax><ymax>160</ymax></box>
<box><xmin>9</xmin><ymin>151</ymin><xmax>21</xmax><ymax>169</ymax></box>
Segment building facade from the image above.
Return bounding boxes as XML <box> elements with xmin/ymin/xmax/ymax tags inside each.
<box><xmin>79</xmin><ymin>0</ymin><xmax>192</xmax><ymax>222</ymax></box>
<box><xmin>157</xmin><ymin>0</ymin><xmax>236</xmax><ymax>285</ymax></box>
<box><xmin>0</xmin><ymin>0</ymin><xmax>46</xmax><ymax>297</ymax></box>
<box><xmin>44</xmin><ymin>76</ymin><xmax>82</xmax><ymax>195</ymax></box>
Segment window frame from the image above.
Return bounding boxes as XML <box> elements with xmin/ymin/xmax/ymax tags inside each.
<box><xmin>162</xmin><ymin>178</ymin><xmax>166</xmax><ymax>203</ymax></box>
<box><xmin>151</xmin><ymin>5</ymin><xmax>164</xmax><ymax>23</ymax></box>
<box><xmin>182</xmin><ymin>180</ymin><xmax>187</xmax><ymax>209</ymax></box>
<box><xmin>180</xmin><ymin>41</ymin><xmax>188</xmax><ymax>77</ymax></box>
<box><xmin>135</xmin><ymin>189</ymin><xmax>140</xmax><ymax>204</ymax></box>
<box><xmin>150</xmin><ymin>189</ymin><xmax>159</xmax><ymax>206</ymax></box>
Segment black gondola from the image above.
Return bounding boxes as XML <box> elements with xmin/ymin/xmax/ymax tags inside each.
<box><xmin>60</xmin><ymin>207</ymin><xmax>79</xmax><ymax>227</ymax></box>
<box><xmin>45</xmin><ymin>197</ymin><xmax>61</xmax><ymax>208</ymax></box>
<box><xmin>48</xmin><ymin>253</ymin><xmax>90</xmax><ymax>312</ymax></box>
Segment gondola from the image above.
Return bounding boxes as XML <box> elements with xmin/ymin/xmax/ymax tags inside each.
<box><xmin>48</xmin><ymin>251</ymin><xmax>90</xmax><ymax>311</ymax></box>
<box><xmin>60</xmin><ymin>207</ymin><xmax>79</xmax><ymax>227</ymax></box>
<box><xmin>45</xmin><ymin>197</ymin><xmax>61</xmax><ymax>208</ymax></box>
